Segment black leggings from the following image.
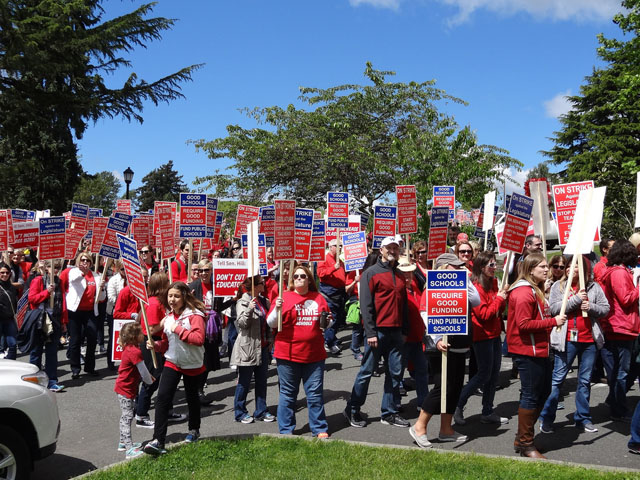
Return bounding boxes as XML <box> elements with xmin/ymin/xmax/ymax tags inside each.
<box><xmin>421</xmin><ymin>352</ymin><xmax>466</xmax><ymax>415</ymax></box>
<box><xmin>153</xmin><ymin>367</ymin><xmax>201</xmax><ymax>446</ymax></box>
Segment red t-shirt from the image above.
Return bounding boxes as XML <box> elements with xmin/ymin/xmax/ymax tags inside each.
<box><xmin>170</xmin><ymin>257</ymin><xmax>188</xmax><ymax>282</ymax></box>
<box><xmin>114</xmin><ymin>344</ymin><xmax>144</xmax><ymax>399</ymax></box>
<box><xmin>77</xmin><ymin>271</ymin><xmax>97</xmax><ymax>311</ymax></box>
<box><xmin>566</xmin><ymin>284</ymin><xmax>593</xmax><ymax>343</ymax></box>
<box><xmin>272</xmin><ymin>290</ymin><xmax>329</xmax><ymax>364</ymax></box>
<box><xmin>142</xmin><ymin>296</ymin><xmax>166</xmax><ymax>337</ymax></box>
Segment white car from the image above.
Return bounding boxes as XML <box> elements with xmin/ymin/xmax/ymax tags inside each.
<box><xmin>0</xmin><ymin>360</ymin><xmax>60</xmax><ymax>480</ymax></box>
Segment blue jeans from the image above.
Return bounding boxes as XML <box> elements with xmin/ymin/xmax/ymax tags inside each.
<box><xmin>234</xmin><ymin>347</ymin><xmax>270</xmax><ymax>420</ymax></box>
<box><xmin>601</xmin><ymin>339</ymin><xmax>633</xmax><ymax>417</ymax></box>
<box><xmin>540</xmin><ymin>342</ymin><xmax>596</xmax><ymax>426</ymax></box>
<box><xmin>457</xmin><ymin>337</ymin><xmax>502</xmax><ymax>416</ymax></box>
<box><xmin>514</xmin><ymin>354</ymin><xmax>552</xmax><ymax>410</ymax></box>
<box><xmin>319</xmin><ymin>283</ymin><xmax>346</xmax><ymax>349</ymax></box>
<box><xmin>29</xmin><ymin>322</ymin><xmax>61</xmax><ymax>386</ymax></box>
<box><xmin>351</xmin><ymin>323</ymin><xmax>363</xmax><ymax>355</ymax></box>
<box><xmin>402</xmin><ymin>341</ymin><xmax>429</xmax><ymax>406</ymax></box>
<box><xmin>629</xmin><ymin>399</ymin><xmax>640</xmax><ymax>448</ymax></box>
<box><xmin>276</xmin><ymin>359</ymin><xmax>327</xmax><ymax>436</ymax></box>
<box><xmin>347</xmin><ymin>328</ymin><xmax>403</xmax><ymax>417</ymax></box>
<box><xmin>0</xmin><ymin>320</ymin><xmax>17</xmax><ymax>360</ymax></box>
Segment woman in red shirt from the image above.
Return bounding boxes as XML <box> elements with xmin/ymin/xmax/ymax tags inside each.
<box><xmin>267</xmin><ymin>264</ymin><xmax>331</xmax><ymax>439</ymax></box>
<box><xmin>507</xmin><ymin>253</ymin><xmax>566</xmax><ymax>459</ymax></box>
<box><xmin>455</xmin><ymin>251</ymin><xmax>508</xmax><ymax>426</ymax></box>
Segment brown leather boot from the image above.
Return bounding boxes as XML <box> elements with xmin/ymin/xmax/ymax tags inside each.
<box><xmin>515</xmin><ymin>408</ymin><xmax>546</xmax><ymax>459</ymax></box>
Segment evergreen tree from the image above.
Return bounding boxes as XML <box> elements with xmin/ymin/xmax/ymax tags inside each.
<box><xmin>133</xmin><ymin>160</ymin><xmax>187</xmax><ymax>211</ymax></box>
<box><xmin>73</xmin><ymin>171</ymin><xmax>122</xmax><ymax>216</ymax></box>
<box><xmin>0</xmin><ymin>0</ymin><xmax>202</xmax><ymax>213</ymax></box>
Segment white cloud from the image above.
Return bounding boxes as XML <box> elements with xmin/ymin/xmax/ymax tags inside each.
<box><xmin>112</xmin><ymin>170</ymin><xmax>124</xmax><ymax>182</ymax></box>
<box><xmin>348</xmin><ymin>0</ymin><xmax>402</xmax><ymax>9</ymax></box>
<box><xmin>543</xmin><ymin>90</ymin><xmax>573</xmax><ymax>118</ymax></box>
<box><xmin>437</xmin><ymin>0</ymin><xmax>621</xmax><ymax>25</ymax></box>
<box><xmin>493</xmin><ymin>166</ymin><xmax>529</xmax><ymax>198</ymax></box>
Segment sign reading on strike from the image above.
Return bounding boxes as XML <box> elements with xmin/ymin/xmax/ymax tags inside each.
<box><xmin>342</xmin><ymin>231</ymin><xmax>368</xmax><ymax>272</ymax></box>
<box><xmin>396</xmin><ymin>185</ymin><xmax>417</xmax><ymax>234</ymax></box>
<box><xmin>274</xmin><ymin>200</ymin><xmax>295</xmax><ymax>261</ymax></box>
<box><xmin>39</xmin><ymin>217</ymin><xmax>66</xmax><ymax>260</ymax></box>
<box><xmin>90</xmin><ymin>217</ymin><xmax>108</xmax><ymax>253</ymax></box>
<box><xmin>373</xmin><ymin>205</ymin><xmax>397</xmax><ymax>249</ymax></box>
<box><xmin>65</xmin><ymin>203</ymin><xmax>89</xmax><ymax>260</ymax></box>
<box><xmin>552</xmin><ymin>181</ymin><xmax>598</xmax><ymax>246</ymax></box>
<box><xmin>179</xmin><ymin>193</ymin><xmax>207</xmax><ymax>238</ymax></box>
<box><xmin>500</xmin><ymin>192</ymin><xmax>534</xmax><ymax>254</ymax></box>
<box><xmin>259</xmin><ymin>205</ymin><xmax>275</xmax><ymax>248</ymax></box>
<box><xmin>295</xmin><ymin>208</ymin><xmax>314</xmax><ymax>261</ymax></box>
<box><xmin>424</xmin><ymin>270</ymin><xmax>468</xmax><ymax>335</ymax></box>
<box><xmin>433</xmin><ymin>186</ymin><xmax>455</xmax><ymax>220</ymax></box>
<box><xmin>99</xmin><ymin>214</ymin><xmax>132</xmax><ymax>259</ymax></box>
<box><xmin>131</xmin><ymin>215</ymin><xmax>152</xmax><ymax>247</ymax></box>
<box><xmin>241</xmin><ymin>233</ymin><xmax>267</xmax><ymax>276</ymax></box>
<box><xmin>153</xmin><ymin>201</ymin><xmax>177</xmax><ymax>238</ymax></box>
<box><xmin>309</xmin><ymin>213</ymin><xmax>326</xmax><ymax>262</ymax></box>
<box><xmin>327</xmin><ymin>191</ymin><xmax>349</xmax><ymax>229</ymax></box>
<box><xmin>212</xmin><ymin>258</ymin><xmax>248</xmax><ymax>297</ymax></box>
<box><xmin>116</xmin><ymin>199</ymin><xmax>132</xmax><ymax>215</ymax></box>
<box><xmin>117</xmin><ymin>233</ymin><xmax>149</xmax><ymax>304</ymax></box>
<box><xmin>234</xmin><ymin>204</ymin><xmax>260</xmax><ymax>239</ymax></box>
<box><xmin>427</xmin><ymin>207</ymin><xmax>449</xmax><ymax>260</ymax></box>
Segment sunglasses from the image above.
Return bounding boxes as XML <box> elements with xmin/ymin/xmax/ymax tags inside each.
<box><xmin>0</xmin><ymin>271</ymin><xmax>10</xmax><ymax>275</ymax></box>
<box><xmin>232</xmin><ymin>247</ymin><xmax>240</xmax><ymax>251</ymax></box>
<box><xmin>199</xmin><ymin>269</ymin><xmax>211</xmax><ymax>273</ymax></box>
<box><xmin>293</xmin><ymin>273</ymin><xmax>308</xmax><ymax>280</ymax></box>
<box><xmin>79</xmin><ymin>259</ymin><xmax>91</xmax><ymax>263</ymax></box>
<box><xmin>140</xmin><ymin>250</ymin><xmax>150</xmax><ymax>254</ymax></box>
<box><xmin>459</xmin><ymin>250</ymin><xmax>472</xmax><ymax>254</ymax></box>
<box><xmin>552</xmin><ymin>265</ymin><xmax>565</xmax><ymax>269</ymax></box>
<box><xmin>417</xmin><ymin>250</ymin><xmax>427</xmax><ymax>255</ymax></box>
<box><xmin>486</xmin><ymin>263</ymin><xmax>497</xmax><ymax>268</ymax></box>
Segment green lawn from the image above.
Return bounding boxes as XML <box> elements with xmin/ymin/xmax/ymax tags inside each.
<box><xmin>85</xmin><ymin>436</ymin><xmax>639</xmax><ymax>480</ymax></box>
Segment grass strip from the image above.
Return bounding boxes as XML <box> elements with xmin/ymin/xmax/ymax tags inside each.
<box><xmin>85</xmin><ymin>436</ymin><xmax>639</xmax><ymax>480</ymax></box>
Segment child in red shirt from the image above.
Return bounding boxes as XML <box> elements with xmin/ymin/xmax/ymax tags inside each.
<box><xmin>114</xmin><ymin>322</ymin><xmax>154</xmax><ymax>459</ymax></box>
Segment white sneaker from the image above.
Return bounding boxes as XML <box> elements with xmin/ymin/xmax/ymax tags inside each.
<box><xmin>453</xmin><ymin>407</ymin><xmax>466</xmax><ymax>425</ymax></box>
<box><xmin>480</xmin><ymin>413</ymin><xmax>509</xmax><ymax>424</ymax></box>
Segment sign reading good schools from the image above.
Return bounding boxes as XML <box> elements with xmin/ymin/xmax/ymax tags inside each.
<box><xmin>424</xmin><ymin>270</ymin><xmax>468</xmax><ymax>335</ymax></box>
<box><xmin>212</xmin><ymin>258</ymin><xmax>248</xmax><ymax>297</ymax></box>
<box><xmin>309</xmin><ymin>213</ymin><xmax>326</xmax><ymax>262</ymax></box>
<box><xmin>117</xmin><ymin>234</ymin><xmax>149</xmax><ymax>304</ymax></box>
<box><xmin>327</xmin><ymin>191</ymin><xmax>349</xmax><ymax>229</ymax></box>
<box><xmin>433</xmin><ymin>186</ymin><xmax>455</xmax><ymax>210</ymax></box>
<box><xmin>295</xmin><ymin>208</ymin><xmax>314</xmax><ymax>261</ymax></box>
<box><xmin>427</xmin><ymin>207</ymin><xmax>449</xmax><ymax>260</ymax></box>
<box><xmin>179</xmin><ymin>193</ymin><xmax>207</xmax><ymax>238</ymax></box>
<box><xmin>373</xmin><ymin>205</ymin><xmax>397</xmax><ymax>249</ymax></box>
<box><xmin>100</xmin><ymin>214</ymin><xmax>132</xmax><ymax>259</ymax></box>
<box><xmin>396</xmin><ymin>185</ymin><xmax>417</xmax><ymax>234</ymax></box>
<box><xmin>552</xmin><ymin>181</ymin><xmax>598</xmax><ymax>246</ymax></box>
<box><xmin>39</xmin><ymin>217</ymin><xmax>66</xmax><ymax>260</ymax></box>
<box><xmin>342</xmin><ymin>231</ymin><xmax>368</xmax><ymax>272</ymax></box>
<box><xmin>499</xmin><ymin>192</ymin><xmax>533</xmax><ymax>254</ymax></box>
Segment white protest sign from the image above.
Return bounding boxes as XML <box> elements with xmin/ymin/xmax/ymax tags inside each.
<box><xmin>564</xmin><ymin>187</ymin><xmax>606</xmax><ymax>255</ymax></box>
<box><xmin>482</xmin><ymin>191</ymin><xmax>496</xmax><ymax>232</ymax></box>
<box><xmin>530</xmin><ymin>180</ymin><xmax>550</xmax><ymax>239</ymax></box>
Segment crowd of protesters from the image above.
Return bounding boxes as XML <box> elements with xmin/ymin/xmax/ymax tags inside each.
<box><xmin>2</xmin><ymin>226</ymin><xmax>640</xmax><ymax>460</ymax></box>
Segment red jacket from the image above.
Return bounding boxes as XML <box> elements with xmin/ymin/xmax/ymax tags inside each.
<box><xmin>593</xmin><ymin>256</ymin><xmax>608</xmax><ymax>284</ymax></box>
<box><xmin>506</xmin><ymin>281</ymin><xmax>556</xmax><ymax>357</ymax></box>
<box><xmin>28</xmin><ymin>275</ymin><xmax>68</xmax><ymax>325</ymax></box>
<box><xmin>265</xmin><ymin>277</ymin><xmax>279</xmax><ymax>305</ymax></box>
<box><xmin>599</xmin><ymin>265</ymin><xmax>640</xmax><ymax>340</ymax></box>
<box><xmin>406</xmin><ymin>287</ymin><xmax>425</xmax><ymax>342</ymax></box>
<box><xmin>472</xmin><ymin>278</ymin><xmax>506</xmax><ymax>342</ymax></box>
<box><xmin>114</xmin><ymin>286</ymin><xmax>140</xmax><ymax>319</ymax></box>
<box><xmin>271</xmin><ymin>290</ymin><xmax>329</xmax><ymax>364</ymax></box>
<box><xmin>317</xmin><ymin>252</ymin><xmax>347</xmax><ymax>289</ymax></box>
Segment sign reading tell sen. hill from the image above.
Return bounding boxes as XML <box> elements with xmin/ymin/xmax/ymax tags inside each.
<box><xmin>424</xmin><ymin>270</ymin><xmax>468</xmax><ymax>335</ymax></box>
<box><xmin>212</xmin><ymin>258</ymin><xmax>248</xmax><ymax>297</ymax></box>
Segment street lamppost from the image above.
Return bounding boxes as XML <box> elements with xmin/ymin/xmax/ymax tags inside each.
<box><xmin>123</xmin><ymin>167</ymin><xmax>134</xmax><ymax>200</ymax></box>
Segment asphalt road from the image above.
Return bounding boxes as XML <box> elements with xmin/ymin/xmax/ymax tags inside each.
<box><xmin>23</xmin><ymin>330</ymin><xmax>640</xmax><ymax>479</ymax></box>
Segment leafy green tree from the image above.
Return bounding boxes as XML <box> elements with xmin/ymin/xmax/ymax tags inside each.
<box><xmin>544</xmin><ymin>0</ymin><xmax>640</xmax><ymax>237</ymax></box>
<box><xmin>0</xmin><ymin>0</ymin><xmax>202</xmax><ymax>213</ymax></box>
<box><xmin>192</xmin><ymin>63</ymin><xmax>521</xmax><ymax>239</ymax></box>
<box><xmin>72</xmin><ymin>171</ymin><xmax>121</xmax><ymax>216</ymax></box>
<box><xmin>133</xmin><ymin>161</ymin><xmax>187</xmax><ymax>211</ymax></box>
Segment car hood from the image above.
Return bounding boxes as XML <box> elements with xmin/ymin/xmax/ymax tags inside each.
<box><xmin>0</xmin><ymin>359</ymin><xmax>39</xmax><ymax>376</ymax></box>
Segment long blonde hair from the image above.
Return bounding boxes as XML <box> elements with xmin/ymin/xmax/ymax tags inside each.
<box><xmin>513</xmin><ymin>252</ymin><xmax>547</xmax><ymax>302</ymax></box>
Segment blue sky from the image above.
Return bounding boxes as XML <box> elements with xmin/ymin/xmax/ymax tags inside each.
<box><xmin>78</xmin><ymin>0</ymin><xmax>624</xmax><ymax>198</ymax></box>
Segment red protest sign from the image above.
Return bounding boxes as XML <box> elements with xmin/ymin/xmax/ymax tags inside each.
<box><xmin>12</xmin><ymin>221</ymin><xmax>39</xmax><ymax>249</ymax></box>
<box><xmin>156</xmin><ymin>205</ymin><xmax>176</xmax><ymax>259</ymax></box>
<box><xmin>427</xmin><ymin>208</ymin><xmax>449</xmax><ymax>260</ymax></box>
<box><xmin>234</xmin><ymin>204</ymin><xmax>260</xmax><ymax>239</ymax></box>
<box><xmin>552</xmin><ymin>181</ymin><xmax>599</xmax><ymax>246</ymax></box>
<box><xmin>153</xmin><ymin>201</ymin><xmax>177</xmax><ymax>237</ymax></box>
<box><xmin>112</xmin><ymin>319</ymin><xmax>135</xmax><ymax>363</ymax></box>
<box><xmin>116</xmin><ymin>199</ymin><xmax>132</xmax><ymax>215</ymax></box>
<box><xmin>212</xmin><ymin>258</ymin><xmax>247</xmax><ymax>297</ymax></box>
<box><xmin>499</xmin><ymin>193</ymin><xmax>534</xmax><ymax>254</ymax></box>
<box><xmin>295</xmin><ymin>208</ymin><xmax>314</xmax><ymax>262</ymax></box>
<box><xmin>131</xmin><ymin>215</ymin><xmax>152</xmax><ymax>247</ymax></box>
<box><xmin>274</xmin><ymin>200</ymin><xmax>295</xmax><ymax>261</ymax></box>
<box><xmin>309</xmin><ymin>212</ymin><xmax>326</xmax><ymax>262</ymax></box>
<box><xmin>91</xmin><ymin>217</ymin><xmax>108</xmax><ymax>254</ymax></box>
<box><xmin>117</xmin><ymin>233</ymin><xmax>148</xmax><ymax>305</ymax></box>
<box><xmin>213</xmin><ymin>211</ymin><xmax>223</xmax><ymax>245</ymax></box>
<box><xmin>64</xmin><ymin>203</ymin><xmax>89</xmax><ymax>259</ymax></box>
<box><xmin>396</xmin><ymin>185</ymin><xmax>417</xmax><ymax>234</ymax></box>
<box><xmin>0</xmin><ymin>210</ymin><xmax>8</xmax><ymax>251</ymax></box>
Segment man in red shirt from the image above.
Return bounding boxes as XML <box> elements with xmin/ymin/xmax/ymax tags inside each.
<box><xmin>317</xmin><ymin>239</ymin><xmax>347</xmax><ymax>355</ymax></box>
<box><xmin>170</xmin><ymin>240</ymin><xmax>190</xmax><ymax>282</ymax></box>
